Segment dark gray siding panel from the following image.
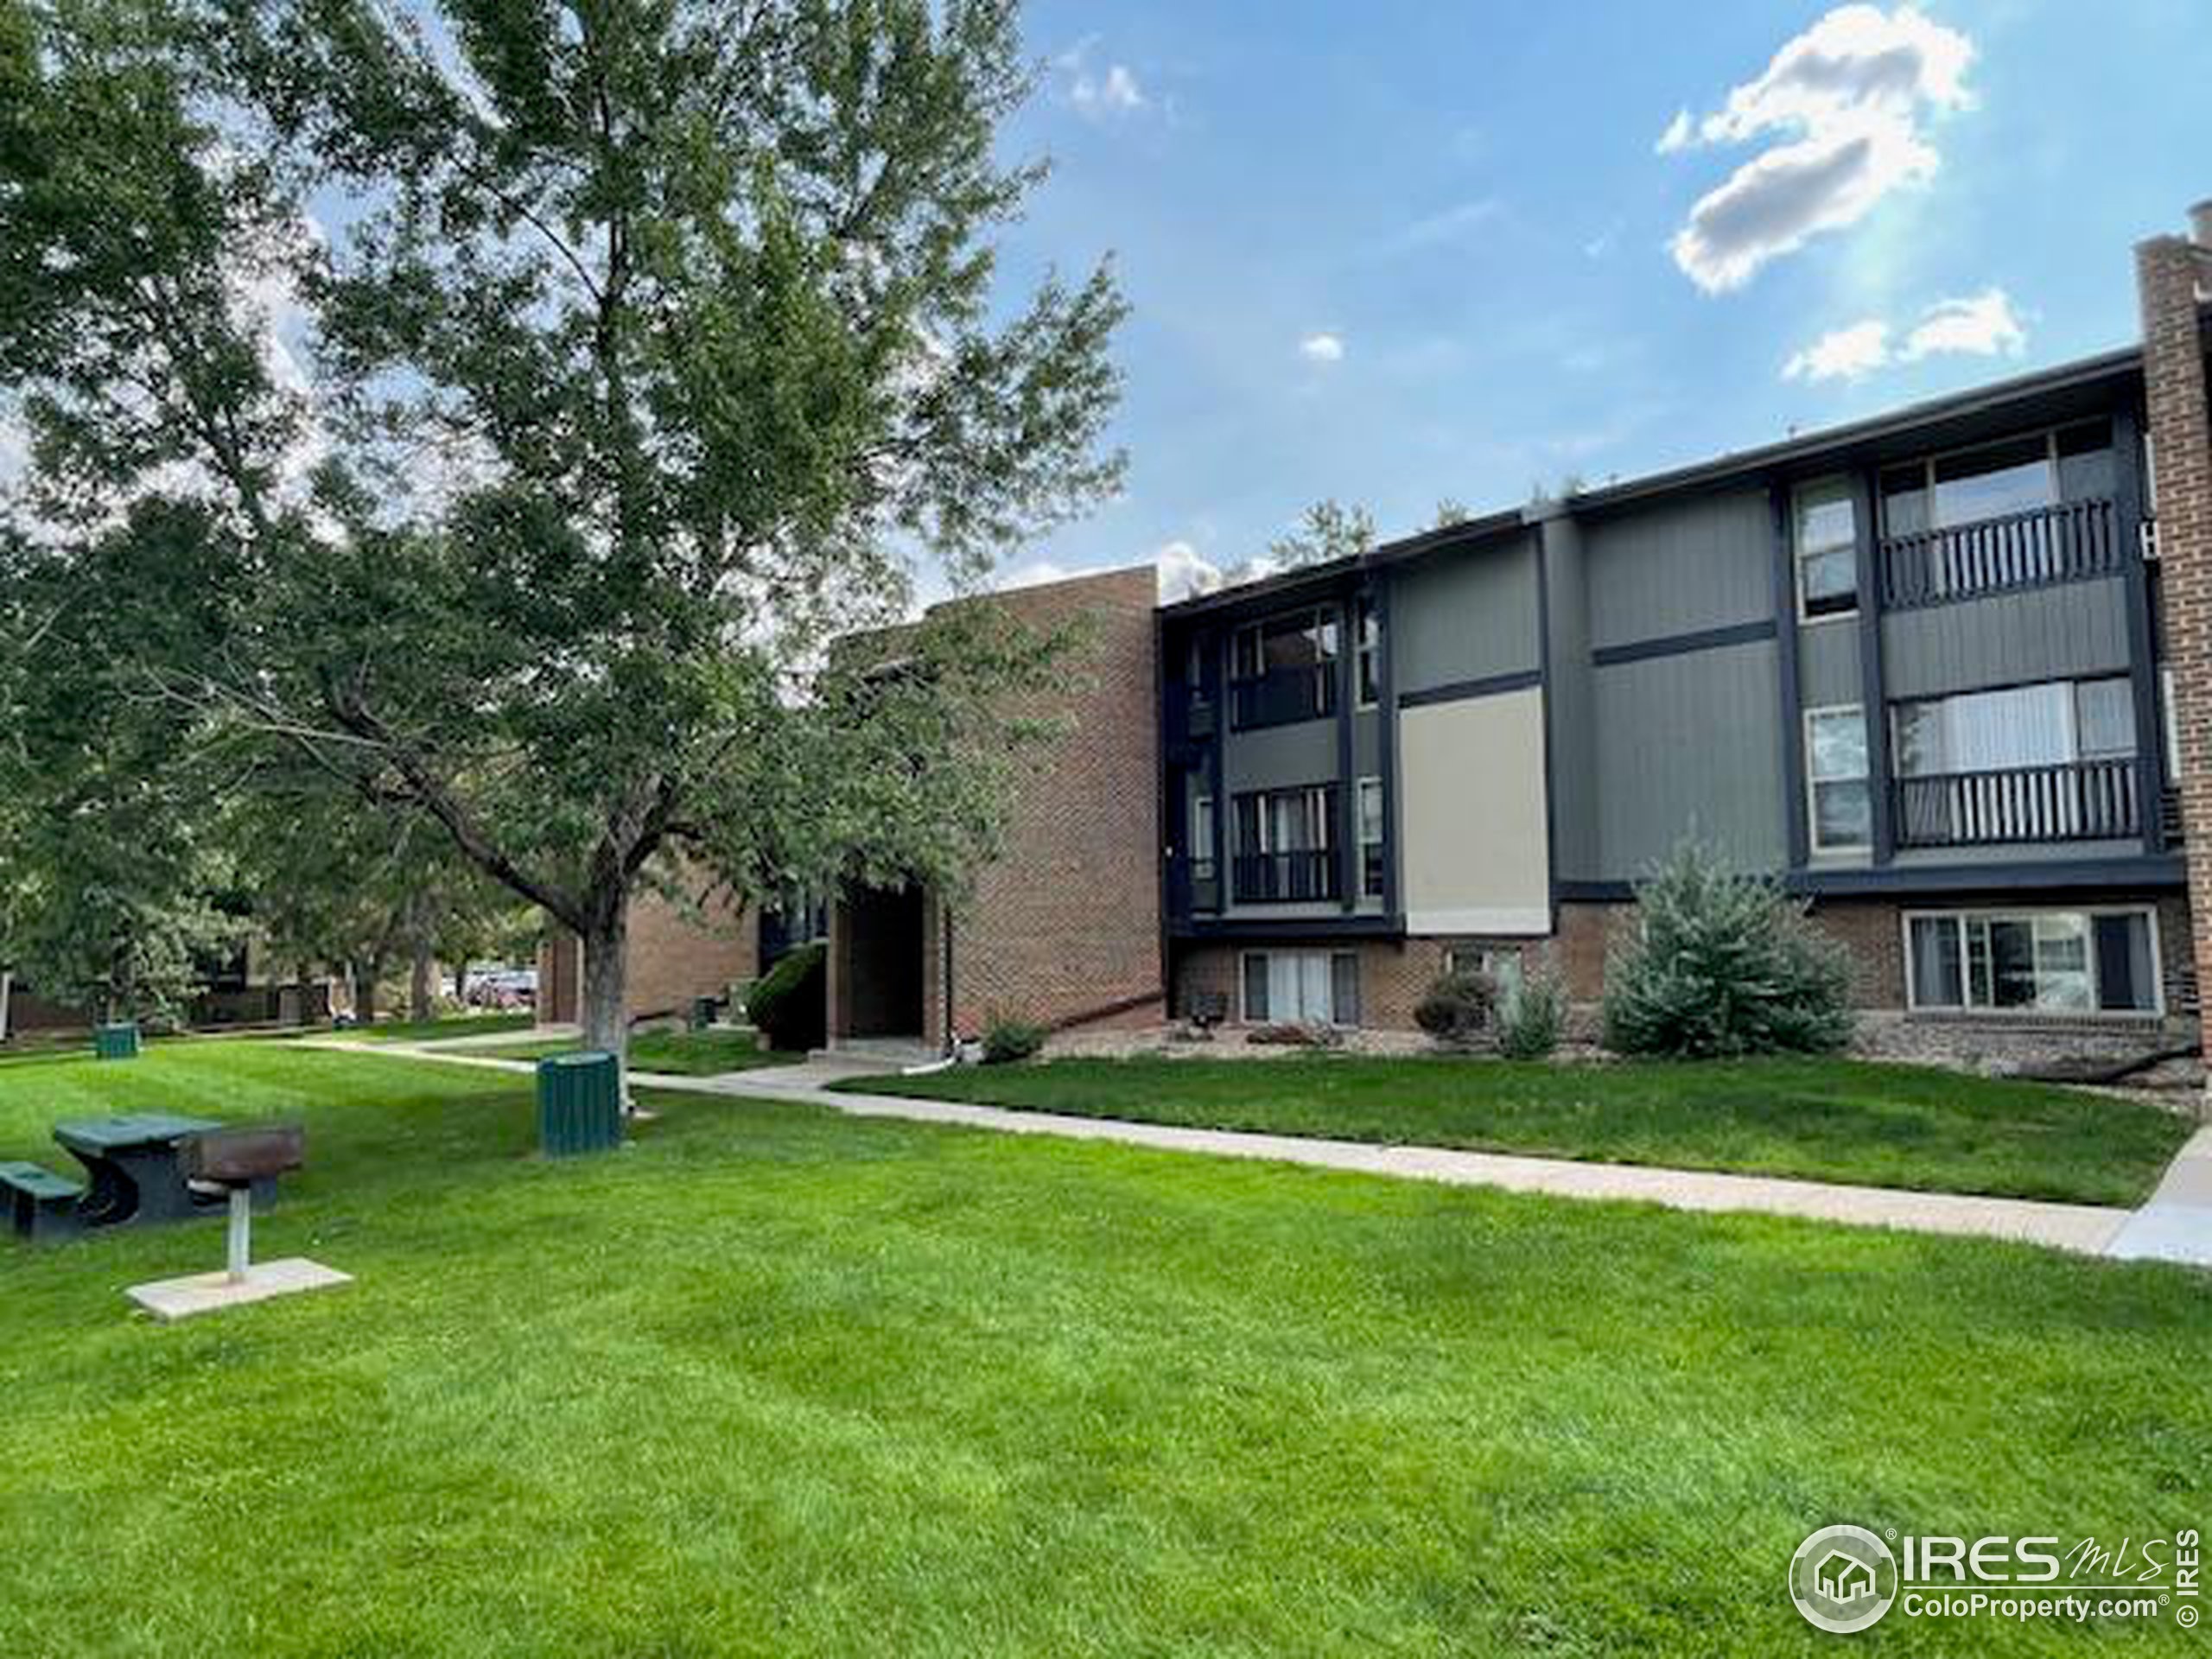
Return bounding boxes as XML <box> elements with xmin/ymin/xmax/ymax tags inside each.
<box><xmin>1351</xmin><ymin>708</ymin><xmax>1383</xmax><ymax>782</ymax></box>
<box><xmin>1592</xmin><ymin>642</ymin><xmax>1786</xmax><ymax>879</ymax></box>
<box><xmin>1881</xmin><ymin>577</ymin><xmax>2131</xmax><ymax>700</ymax></box>
<box><xmin>1221</xmin><ymin>718</ymin><xmax>1338</xmax><ymax>796</ymax></box>
<box><xmin>1584</xmin><ymin>489</ymin><xmax>1775</xmax><ymax>651</ymax></box>
<box><xmin>1541</xmin><ymin>517</ymin><xmax>1599</xmax><ymax>881</ymax></box>
<box><xmin>1391</xmin><ymin>537</ymin><xmax>1541</xmax><ymax>695</ymax></box>
<box><xmin>1796</xmin><ymin>620</ymin><xmax>1862</xmax><ymax>708</ymax></box>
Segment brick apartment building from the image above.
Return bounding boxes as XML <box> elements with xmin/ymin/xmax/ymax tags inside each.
<box><xmin>595</xmin><ymin>203</ymin><xmax>2212</xmax><ymax>1053</ymax></box>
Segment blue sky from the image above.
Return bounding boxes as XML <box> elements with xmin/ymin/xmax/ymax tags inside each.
<box><xmin>984</xmin><ymin>1</ymin><xmax>2212</xmax><ymax>597</ymax></box>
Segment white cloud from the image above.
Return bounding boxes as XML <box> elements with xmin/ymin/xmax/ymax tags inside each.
<box><xmin>1059</xmin><ymin>39</ymin><xmax>1146</xmax><ymax>119</ymax></box>
<box><xmin>1783</xmin><ymin>287</ymin><xmax>2026</xmax><ymax>382</ymax></box>
<box><xmin>1783</xmin><ymin>319</ymin><xmax>1893</xmax><ymax>383</ymax></box>
<box><xmin>1154</xmin><ymin>540</ymin><xmax>1222</xmax><ymax>603</ymax></box>
<box><xmin>1298</xmin><ymin>332</ymin><xmax>1345</xmax><ymax>365</ymax></box>
<box><xmin>1388</xmin><ymin>198</ymin><xmax>1502</xmax><ymax>255</ymax></box>
<box><xmin>1900</xmin><ymin>287</ymin><xmax>2026</xmax><ymax>361</ymax></box>
<box><xmin>1660</xmin><ymin>5</ymin><xmax>1974</xmax><ymax>293</ymax></box>
<box><xmin>995</xmin><ymin>558</ymin><xmax>1077</xmax><ymax>592</ymax></box>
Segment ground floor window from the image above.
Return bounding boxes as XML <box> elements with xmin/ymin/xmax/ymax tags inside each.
<box><xmin>1904</xmin><ymin>908</ymin><xmax>2160</xmax><ymax>1015</ymax></box>
<box><xmin>1240</xmin><ymin>950</ymin><xmax>1359</xmax><ymax>1026</ymax></box>
<box><xmin>1446</xmin><ymin>944</ymin><xmax>1523</xmax><ymax>1004</ymax></box>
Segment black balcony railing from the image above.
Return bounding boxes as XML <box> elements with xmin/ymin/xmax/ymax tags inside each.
<box><xmin>1232</xmin><ymin>849</ymin><xmax>1340</xmax><ymax>903</ymax></box>
<box><xmin>1166</xmin><ymin>855</ymin><xmax>1222</xmax><ymax>915</ymax></box>
<box><xmin>1892</xmin><ymin>758</ymin><xmax>2139</xmax><ymax>848</ymax></box>
<box><xmin>1878</xmin><ymin>498</ymin><xmax>2123</xmax><ymax>610</ymax></box>
<box><xmin>1230</xmin><ymin>664</ymin><xmax>1336</xmax><ymax>729</ymax></box>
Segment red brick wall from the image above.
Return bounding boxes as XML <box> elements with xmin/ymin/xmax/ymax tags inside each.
<box><xmin>944</xmin><ymin>567</ymin><xmax>1166</xmax><ymax>1039</ymax></box>
<box><xmin>2137</xmin><ymin>229</ymin><xmax>2212</xmax><ymax>1050</ymax></box>
<box><xmin>624</xmin><ymin>877</ymin><xmax>758</xmax><ymax>1021</ymax></box>
<box><xmin>544</xmin><ymin>870</ymin><xmax>757</xmax><ymax>1028</ymax></box>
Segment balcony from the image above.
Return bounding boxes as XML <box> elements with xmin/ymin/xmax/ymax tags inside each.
<box><xmin>1166</xmin><ymin>855</ymin><xmax>1222</xmax><ymax>915</ymax></box>
<box><xmin>1232</xmin><ymin>849</ymin><xmax>1340</xmax><ymax>904</ymax></box>
<box><xmin>1878</xmin><ymin>498</ymin><xmax>2124</xmax><ymax>610</ymax></box>
<box><xmin>1230</xmin><ymin>664</ymin><xmax>1336</xmax><ymax>729</ymax></box>
<box><xmin>1892</xmin><ymin>758</ymin><xmax>2140</xmax><ymax>849</ymax></box>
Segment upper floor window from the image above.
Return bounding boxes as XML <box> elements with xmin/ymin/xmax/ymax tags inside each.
<box><xmin>1230</xmin><ymin>607</ymin><xmax>1340</xmax><ymax>728</ymax></box>
<box><xmin>1355</xmin><ymin>597</ymin><xmax>1380</xmax><ymax>707</ymax></box>
<box><xmin>1356</xmin><ymin>777</ymin><xmax>1385</xmax><ymax>899</ymax></box>
<box><xmin>1805</xmin><ymin>704</ymin><xmax>1871</xmax><ymax>853</ymax></box>
<box><xmin>1879</xmin><ymin>420</ymin><xmax>2113</xmax><ymax>536</ymax></box>
<box><xmin>1891</xmin><ymin>678</ymin><xmax>2134</xmax><ymax>778</ymax></box>
<box><xmin>1231</xmin><ymin>784</ymin><xmax>1341</xmax><ymax>902</ymax></box>
<box><xmin>1796</xmin><ymin>480</ymin><xmax>1858</xmax><ymax>620</ymax></box>
<box><xmin>1891</xmin><ymin>678</ymin><xmax>2139</xmax><ymax>847</ymax></box>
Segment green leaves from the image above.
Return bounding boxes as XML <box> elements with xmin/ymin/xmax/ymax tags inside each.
<box><xmin>4</xmin><ymin>0</ymin><xmax>1123</xmax><ymax>1043</ymax></box>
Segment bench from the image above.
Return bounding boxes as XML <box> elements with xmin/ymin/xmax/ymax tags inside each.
<box><xmin>1</xmin><ymin>1160</ymin><xmax>85</xmax><ymax>1243</ymax></box>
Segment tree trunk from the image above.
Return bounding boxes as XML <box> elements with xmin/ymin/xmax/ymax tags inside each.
<box><xmin>410</xmin><ymin>937</ymin><xmax>435</xmax><ymax>1023</ymax></box>
<box><xmin>580</xmin><ymin>889</ymin><xmax>630</xmax><ymax>1102</ymax></box>
<box><xmin>356</xmin><ymin>954</ymin><xmax>382</xmax><ymax>1026</ymax></box>
<box><xmin>0</xmin><ymin>969</ymin><xmax>12</xmax><ymax>1045</ymax></box>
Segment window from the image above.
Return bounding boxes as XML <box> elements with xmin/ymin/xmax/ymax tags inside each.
<box><xmin>1879</xmin><ymin>423</ymin><xmax>2115</xmax><ymax>593</ymax></box>
<box><xmin>1241</xmin><ymin>950</ymin><xmax>1360</xmax><ymax>1026</ymax></box>
<box><xmin>1189</xmin><ymin>790</ymin><xmax>1215</xmax><ymax>861</ymax></box>
<box><xmin>1356</xmin><ymin>777</ymin><xmax>1385</xmax><ymax>899</ymax></box>
<box><xmin>1232</xmin><ymin>785</ymin><xmax>1340</xmax><ymax>901</ymax></box>
<box><xmin>1905</xmin><ymin>910</ymin><xmax>2160</xmax><ymax>1016</ymax></box>
<box><xmin>1891</xmin><ymin>679</ymin><xmax>2135</xmax><ymax>776</ymax></box>
<box><xmin>1796</xmin><ymin>479</ymin><xmax>1859</xmax><ymax>620</ymax></box>
<box><xmin>1446</xmin><ymin>946</ymin><xmax>1523</xmax><ymax>1005</ymax></box>
<box><xmin>1356</xmin><ymin>596</ymin><xmax>1380</xmax><ymax>707</ymax></box>
<box><xmin>1805</xmin><ymin>705</ymin><xmax>1871</xmax><ymax>853</ymax></box>
<box><xmin>1231</xmin><ymin>607</ymin><xmax>1340</xmax><ymax>727</ymax></box>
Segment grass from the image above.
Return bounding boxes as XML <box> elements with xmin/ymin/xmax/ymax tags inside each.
<box><xmin>472</xmin><ymin>1027</ymin><xmax>805</xmax><ymax>1075</ymax></box>
<box><xmin>843</xmin><ymin>1054</ymin><xmax>2194</xmax><ymax>1207</ymax></box>
<box><xmin>3</xmin><ymin>1042</ymin><xmax>2208</xmax><ymax>1656</ymax></box>
<box><xmin>344</xmin><ymin>1011</ymin><xmax>537</xmax><ymax>1043</ymax></box>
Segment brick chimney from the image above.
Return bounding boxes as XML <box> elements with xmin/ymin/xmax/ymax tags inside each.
<box><xmin>2137</xmin><ymin>206</ymin><xmax>2212</xmax><ymax>1031</ymax></box>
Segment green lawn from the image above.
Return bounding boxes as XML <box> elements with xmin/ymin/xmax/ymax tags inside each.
<box><xmin>345</xmin><ymin>1011</ymin><xmax>537</xmax><ymax>1043</ymax></box>
<box><xmin>2</xmin><ymin>1043</ymin><xmax>2207</xmax><ymax>1656</ymax></box>
<box><xmin>845</xmin><ymin>1054</ymin><xmax>2192</xmax><ymax>1207</ymax></box>
<box><xmin>474</xmin><ymin>1027</ymin><xmax>804</xmax><ymax>1075</ymax></box>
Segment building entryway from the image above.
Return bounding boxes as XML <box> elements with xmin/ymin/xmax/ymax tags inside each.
<box><xmin>834</xmin><ymin>882</ymin><xmax>927</xmax><ymax>1046</ymax></box>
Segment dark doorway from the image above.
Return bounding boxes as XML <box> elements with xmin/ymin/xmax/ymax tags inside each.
<box><xmin>841</xmin><ymin>884</ymin><xmax>926</xmax><ymax>1039</ymax></box>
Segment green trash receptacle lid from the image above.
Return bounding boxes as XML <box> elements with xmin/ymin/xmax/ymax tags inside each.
<box><xmin>538</xmin><ymin>1049</ymin><xmax>619</xmax><ymax>1071</ymax></box>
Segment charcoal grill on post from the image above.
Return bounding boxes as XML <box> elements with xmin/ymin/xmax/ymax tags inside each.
<box><xmin>181</xmin><ymin>1126</ymin><xmax>306</xmax><ymax>1284</ymax></box>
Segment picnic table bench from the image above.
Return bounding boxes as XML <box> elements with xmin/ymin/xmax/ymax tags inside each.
<box><xmin>6</xmin><ymin>1115</ymin><xmax>295</xmax><ymax>1245</ymax></box>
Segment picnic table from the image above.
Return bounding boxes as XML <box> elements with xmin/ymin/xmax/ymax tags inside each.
<box><xmin>51</xmin><ymin>1113</ymin><xmax>233</xmax><ymax>1228</ymax></box>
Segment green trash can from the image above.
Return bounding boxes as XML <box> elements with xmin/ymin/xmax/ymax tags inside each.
<box><xmin>93</xmin><ymin>1022</ymin><xmax>141</xmax><ymax>1061</ymax></box>
<box><xmin>688</xmin><ymin>995</ymin><xmax>717</xmax><ymax>1033</ymax></box>
<box><xmin>537</xmin><ymin>1050</ymin><xmax>623</xmax><ymax>1157</ymax></box>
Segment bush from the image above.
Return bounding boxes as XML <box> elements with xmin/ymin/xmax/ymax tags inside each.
<box><xmin>981</xmin><ymin>1018</ymin><xmax>1047</xmax><ymax>1065</ymax></box>
<box><xmin>1600</xmin><ymin>842</ymin><xmax>1853</xmax><ymax>1058</ymax></box>
<box><xmin>1414</xmin><ymin>969</ymin><xmax>1497</xmax><ymax>1046</ymax></box>
<box><xmin>1495</xmin><ymin>969</ymin><xmax>1566</xmax><ymax>1061</ymax></box>
<box><xmin>747</xmin><ymin>943</ymin><xmax>826</xmax><ymax>1052</ymax></box>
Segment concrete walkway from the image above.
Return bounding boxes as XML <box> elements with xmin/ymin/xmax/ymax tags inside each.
<box><xmin>304</xmin><ymin>1039</ymin><xmax>2202</xmax><ymax>1265</ymax></box>
<box><xmin>2107</xmin><ymin>1126</ymin><xmax>2212</xmax><ymax>1268</ymax></box>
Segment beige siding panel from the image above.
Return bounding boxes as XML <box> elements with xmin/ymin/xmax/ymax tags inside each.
<box><xmin>1399</xmin><ymin>688</ymin><xmax>1550</xmax><ymax>934</ymax></box>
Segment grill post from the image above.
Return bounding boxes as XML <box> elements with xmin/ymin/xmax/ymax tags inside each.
<box><xmin>226</xmin><ymin>1186</ymin><xmax>251</xmax><ymax>1284</ymax></box>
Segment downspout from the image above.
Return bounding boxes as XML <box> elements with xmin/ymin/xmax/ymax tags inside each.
<box><xmin>942</xmin><ymin>904</ymin><xmax>957</xmax><ymax>1056</ymax></box>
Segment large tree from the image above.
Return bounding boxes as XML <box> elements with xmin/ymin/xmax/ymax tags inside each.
<box><xmin>0</xmin><ymin>0</ymin><xmax>1124</xmax><ymax>1059</ymax></box>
